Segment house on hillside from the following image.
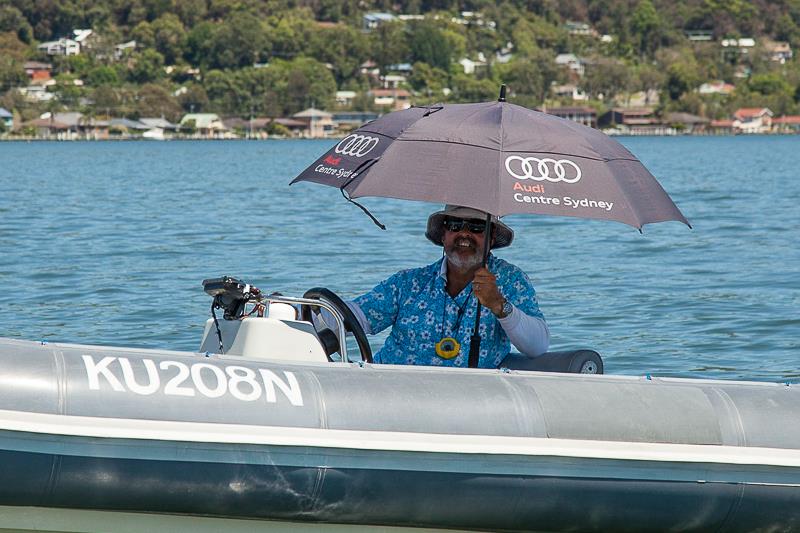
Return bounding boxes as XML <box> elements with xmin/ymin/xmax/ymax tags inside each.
<box><xmin>698</xmin><ymin>81</ymin><xmax>735</xmax><ymax>95</ymax></box>
<box><xmin>765</xmin><ymin>41</ymin><xmax>793</xmax><ymax>64</ymax></box>
<box><xmin>547</xmin><ymin>107</ymin><xmax>597</xmax><ymax>128</ymax></box>
<box><xmin>459</xmin><ymin>54</ymin><xmax>488</xmax><ymax>75</ymax></box>
<box><xmin>555</xmin><ymin>53</ymin><xmax>585</xmax><ymax>78</ymax></box>
<box><xmin>115</xmin><ymin>40</ymin><xmax>137</xmax><ymax>60</ymax></box>
<box><xmin>565</xmin><ymin>21</ymin><xmax>597</xmax><ymax>37</ymax></box>
<box><xmin>292</xmin><ymin>108</ymin><xmax>335</xmax><ymax>138</ymax></box>
<box><xmin>733</xmin><ymin>108</ymin><xmax>773</xmax><ymax>134</ymax></box>
<box><xmin>552</xmin><ymin>83</ymin><xmax>587</xmax><ymax>101</ymax></box>
<box><xmin>0</xmin><ymin>108</ymin><xmax>13</xmax><ymax>130</ymax></box>
<box><xmin>599</xmin><ymin>108</ymin><xmax>669</xmax><ymax>134</ymax></box>
<box><xmin>363</xmin><ymin>12</ymin><xmax>396</xmax><ymax>31</ymax></box>
<box><xmin>73</xmin><ymin>29</ymin><xmax>95</xmax><ymax>52</ymax></box>
<box><xmin>332</xmin><ymin>112</ymin><xmax>380</xmax><ymax>131</ymax></box>
<box><xmin>772</xmin><ymin>116</ymin><xmax>800</xmax><ymax>133</ymax></box>
<box><xmin>179</xmin><ymin>113</ymin><xmax>227</xmax><ymax>137</ymax></box>
<box><xmin>24</xmin><ymin>62</ymin><xmax>52</xmax><ymax>84</ymax></box>
<box><xmin>335</xmin><ymin>91</ymin><xmax>357</xmax><ymax>107</ymax></box>
<box><xmin>709</xmin><ymin>119</ymin><xmax>735</xmax><ymax>135</ymax></box>
<box><xmin>38</xmin><ymin>38</ymin><xmax>80</xmax><ymax>56</ymax></box>
<box><xmin>664</xmin><ymin>112</ymin><xmax>709</xmax><ymax>134</ymax></box>
<box><xmin>370</xmin><ymin>88</ymin><xmax>411</xmax><ymax>111</ymax></box>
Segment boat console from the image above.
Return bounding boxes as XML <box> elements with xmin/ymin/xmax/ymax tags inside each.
<box><xmin>199</xmin><ymin>276</ymin><xmax>602</xmax><ymax>373</ymax></box>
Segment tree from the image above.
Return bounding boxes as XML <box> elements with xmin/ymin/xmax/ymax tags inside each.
<box><xmin>408</xmin><ymin>20</ymin><xmax>453</xmax><ymax>71</ymax></box>
<box><xmin>630</xmin><ymin>0</ymin><xmax>663</xmax><ymax>57</ymax></box>
<box><xmin>136</xmin><ymin>83</ymin><xmax>182</xmax><ymax>120</ymax></box>
<box><xmin>408</xmin><ymin>61</ymin><xmax>449</xmax><ymax>98</ymax></box>
<box><xmin>664</xmin><ymin>62</ymin><xmax>701</xmax><ymax>101</ymax></box>
<box><xmin>87</xmin><ymin>65</ymin><xmax>120</xmax><ymax>87</ymax></box>
<box><xmin>369</xmin><ymin>21</ymin><xmax>410</xmax><ymax>72</ymax></box>
<box><xmin>129</xmin><ymin>49</ymin><xmax>165</xmax><ymax>83</ymax></box>
<box><xmin>0</xmin><ymin>6</ymin><xmax>34</xmax><ymax>43</ymax></box>
<box><xmin>177</xmin><ymin>84</ymin><xmax>209</xmax><ymax>112</ymax></box>
<box><xmin>151</xmin><ymin>13</ymin><xmax>186</xmax><ymax>65</ymax></box>
<box><xmin>0</xmin><ymin>33</ymin><xmax>27</xmax><ymax>92</ymax></box>
<box><xmin>307</xmin><ymin>25</ymin><xmax>369</xmax><ymax>84</ymax></box>
<box><xmin>583</xmin><ymin>58</ymin><xmax>634</xmax><ymax>102</ymax></box>
<box><xmin>184</xmin><ymin>21</ymin><xmax>216</xmax><ymax>68</ymax></box>
<box><xmin>497</xmin><ymin>50</ymin><xmax>559</xmax><ymax>106</ymax></box>
<box><xmin>208</xmin><ymin>12</ymin><xmax>269</xmax><ymax>69</ymax></box>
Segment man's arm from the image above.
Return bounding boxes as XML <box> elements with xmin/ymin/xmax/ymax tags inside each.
<box><xmin>472</xmin><ymin>264</ymin><xmax>550</xmax><ymax>357</ymax></box>
<box><xmin>497</xmin><ymin>306</ymin><xmax>550</xmax><ymax>356</ymax></box>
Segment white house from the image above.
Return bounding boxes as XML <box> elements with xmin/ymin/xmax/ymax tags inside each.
<box><xmin>555</xmin><ymin>53</ymin><xmax>585</xmax><ymax>77</ymax></box>
<box><xmin>733</xmin><ymin>107</ymin><xmax>773</xmax><ymax>134</ymax></box>
<box><xmin>38</xmin><ymin>38</ymin><xmax>80</xmax><ymax>56</ymax></box>
<box><xmin>335</xmin><ymin>91</ymin><xmax>357</xmax><ymax>107</ymax></box>
<box><xmin>292</xmin><ymin>108</ymin><xmax>336</xmax><ymax>138</ymax></box>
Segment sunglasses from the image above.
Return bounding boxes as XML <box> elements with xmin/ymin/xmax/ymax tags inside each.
<box><xmin>443</xmin><ymin>218</ymin><xmax>487</xmax><ymax>234</ymax></box>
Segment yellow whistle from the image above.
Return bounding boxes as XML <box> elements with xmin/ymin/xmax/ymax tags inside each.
<box><xmin>435</xmin><ymin>337</ymin><xmax>460</xmax><ymax>359</ymax></box>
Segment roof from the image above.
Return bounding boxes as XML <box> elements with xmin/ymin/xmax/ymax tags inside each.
<box><xmin>0</xmin><ymin>107</ymin><xmax>11</xmax><ymax>118</ymax></box>
<box><xmin>139</xmin><ymin>117</ymin><xmax>178</xmax><ymax>129</ymax></box>
<box><xmin>272</xmin><ymin>118</ymin><xmax>306</xmax><ymax>127</ymax></box>
<box><xmin>612</xmin><ymin>108</ymin><xmax>655</xmax><ymax>117</ymax></box>
<box><xmin>293</xmin><ymin>108</ymin><xmax>333</xmax><ymax>119</ymax></box>
<box><xmin>734</xmin><ymin>108</ymin><xmax>773</xmax><ymax>119</ymax></box>
<box><xmin>180</xmin><ymin>113</ymin><xmax>222</xmax><ymax>128</ymax></box>
<box><xmin>364</xmin><ymin>13</ymin><xmax>396</xmax><ymax>22</ymax></box>
<box><xmin>370</xmin><ymin>88</ymin><xmax>411</xmax><ymax>97</ymax></box>
<box><xmin>53</xmin><ymin>112</ymin><xmax>83</xmax><ymax>127</ymax></box>
<box><xmin>23</xmin><ymin>61</ymin><xmax>52</xmax><ymax>70</ymax></box>
<box><xmin>110</xmin><ymin>118</ymin><xmax>149</xmax><ymax>130</ymax></box>
<box><xmin>222</xmin><ymin>117</ymin><xmax>271</xmax><ymax>130</ymax></box>
<box><xmin>547</xmin><ymin>106</ymin><xmax>596</xmax><ymax>114</ymax></box>
<box><xmin>22</xmin><ymin>117</ymin><xmax>70</xmax><ymax>129</ymax></box>
<box><xmin>555</xmin><ymin>53</ymin><xmax>580</xmax><ymax>64</ymax></box>
<box><xmin>710</xmin><ymin>119</ymin><xmax>734</xmax><ymax>127</ymax></box>
<box><xmin>73</xmin><ymin>29</ymin><xmax>93</xmax><ymax>42</ymax></box>
<box><xmin>773</xmin><ymin>115</ymin><xmax>800</xmax><ymax>125</ymax></box>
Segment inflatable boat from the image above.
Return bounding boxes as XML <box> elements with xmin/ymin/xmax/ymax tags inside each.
<box><xmin>1</xmin><ymin>279</ymin><xmax>798</xmax><ymax>532</ymax></box>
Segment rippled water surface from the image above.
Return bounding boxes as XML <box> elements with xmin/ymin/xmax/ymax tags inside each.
<box><xmin>1</xmin><ymin>137</ymin><xmax>797</xmax><ymax>381</ymax></box>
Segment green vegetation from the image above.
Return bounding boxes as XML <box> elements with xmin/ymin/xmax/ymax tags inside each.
<box><xmin>1</xmin><ymin>0</ymin><xmax>800</xmax><ymax>123</ymax></box>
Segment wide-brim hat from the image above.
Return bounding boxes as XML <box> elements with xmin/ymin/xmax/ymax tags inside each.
<box><xmin>426</xmin><ymin>205</ymin><xmax>513</xmax><ymax>249</ymax></box>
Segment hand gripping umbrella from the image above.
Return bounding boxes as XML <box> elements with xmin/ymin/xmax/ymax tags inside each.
<box><xmin>291</xmin><ymin>85</ymin><xmax>690</xmax><ymax>366</ymax></box>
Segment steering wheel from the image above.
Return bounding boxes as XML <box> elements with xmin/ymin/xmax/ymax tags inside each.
<box><xmin>301</xmin><ymin>287</ymin><xmax>373</xmax><ymax>363</ymax></box>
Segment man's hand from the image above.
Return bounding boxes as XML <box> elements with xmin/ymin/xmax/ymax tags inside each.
<box><xmin>472</xmin><ymin>267</ymin><xmax>505</xmax><ymax>315</ymax></box>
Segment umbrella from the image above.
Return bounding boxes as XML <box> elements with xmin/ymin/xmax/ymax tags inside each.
<box><xmin>291</xmin><ymin>86</ymin><xmax>690</xmax><ymax>231</ymax></box>
<box><xmin>290</xmin><ymin>86</ymin><xmax>690</xmax><ymax>367</ymax></box>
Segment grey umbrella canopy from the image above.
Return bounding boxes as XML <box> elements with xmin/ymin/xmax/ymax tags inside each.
<box><xmin>291</xmin><ymin>98</ymin><xmax>690</xmax><ymax>230</ymax></box>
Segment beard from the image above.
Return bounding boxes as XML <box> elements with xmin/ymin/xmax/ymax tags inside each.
<box><xmin>445</xmin><ymin>237</ymin><xmax>484</xmax><ymax>272</ymax></box>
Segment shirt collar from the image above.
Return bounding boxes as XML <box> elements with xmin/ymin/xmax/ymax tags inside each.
<box><xmin>437</xmin><ymin>254</ymin><xmax>493</xmax><ymax>280</ymax></box>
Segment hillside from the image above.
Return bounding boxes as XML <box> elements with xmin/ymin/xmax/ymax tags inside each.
<box><xmin>1</xmin><ymin>0</ymin><xmax>799</xmax><ymax>129</ymax></box>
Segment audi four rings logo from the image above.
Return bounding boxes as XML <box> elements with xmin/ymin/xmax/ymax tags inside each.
<box><xmin>505</xmin><ymin>156</ymin><xmax>582</xmax><ymax>184</ymax></box>
<box><xmin>334</xmin><ymin>134</ymin><xmax>379</xmax><ymax>158</ymax></box>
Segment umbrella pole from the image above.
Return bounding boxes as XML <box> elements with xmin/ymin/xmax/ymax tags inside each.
<box><xmin>467</xmin><ymin>214</ymin><xmax>493</xmax><ymax>368</ymax></box>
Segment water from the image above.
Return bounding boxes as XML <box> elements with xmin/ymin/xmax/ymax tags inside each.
<box><xmin>0</xmin><ymin>137</ymin><xmax>797</xmax><ymax>381</ymax></box>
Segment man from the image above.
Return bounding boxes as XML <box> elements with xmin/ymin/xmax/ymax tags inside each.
<box><xmin>345</xmin><ymin>205</ymin><xmax>549</xmax><ymax>368</ymax></box>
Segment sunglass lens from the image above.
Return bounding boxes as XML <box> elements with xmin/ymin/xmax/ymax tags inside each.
<box><xmin>444</xmin><ymin>219</ymin><xmax>485</xmax><ymax>234</ymax></box>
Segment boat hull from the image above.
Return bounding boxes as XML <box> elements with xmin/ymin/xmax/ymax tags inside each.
<box><xmin>1</xmin><ymin>338</ymin><xmax>799</xmax><ymax>532</ymax></box>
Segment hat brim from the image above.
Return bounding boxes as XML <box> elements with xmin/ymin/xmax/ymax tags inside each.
<box><xmin>425</xmin><ymin>207</ymin><xmax>513</xmax><ymax>249</ymax></box>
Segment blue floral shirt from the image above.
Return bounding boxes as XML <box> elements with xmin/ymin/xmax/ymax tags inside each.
<box><xmin>353</xmin><ymin>255</ymin><xmax>544</xmax><ymax>368</ymax></box>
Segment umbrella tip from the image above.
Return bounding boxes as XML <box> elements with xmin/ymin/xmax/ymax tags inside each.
<box><xmin>498</xmin><ymin>84</ymin><xmax>507</xmax><ymax>102</ymax></box>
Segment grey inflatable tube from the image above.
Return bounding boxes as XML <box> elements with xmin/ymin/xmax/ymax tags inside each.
<box><xmin>0</xmin><ymin>337</ymin><xmax>798</xmax><ymax>532</ymax></box>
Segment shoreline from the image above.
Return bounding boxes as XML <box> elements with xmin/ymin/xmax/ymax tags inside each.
<box><xmin>2</xmin><ymin>131</ymin><xmax>798</xmax><ymax>142</ymax></box>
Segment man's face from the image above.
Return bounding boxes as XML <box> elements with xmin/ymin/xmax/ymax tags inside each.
<box><xmin>442</xmin><ymin>218</ymin><xmax>492</xmax><ymax>271</ymax></box>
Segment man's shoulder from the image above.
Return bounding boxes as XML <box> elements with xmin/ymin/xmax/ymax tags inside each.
<box><xmin>386</xmin><ymin>259</ymin><xmax>442</xmax><ymax>284</ymax></box>
<box><xmin>490</xmin><ymin>255</ymin><xmax>525</xmax><ymax>275</ymax></box>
